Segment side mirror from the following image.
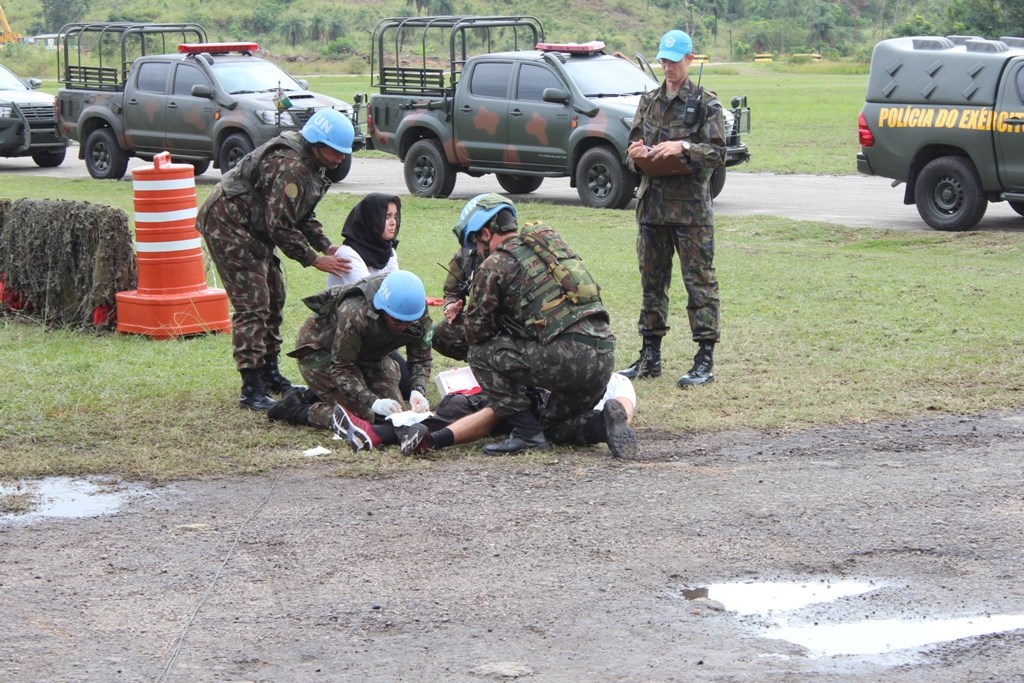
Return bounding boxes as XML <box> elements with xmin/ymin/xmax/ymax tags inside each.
<box><xmin>191</xmin><ymin>84</ymin><xmax>213</xmax><ymax>98</ymax></box>
<box><xmin>542</xmin><ymin>87</ymin><xmax>569</xmax><ymax>104</ymax></box>
<box><xmin>27</xmin><ymin>78</ymin><xmax>42</xmax><ymax>89</ymax></box>
<box><xmin>297</xmin><ymin>79</ymin><xmax>309</xmax><ymax>90</ymax></box>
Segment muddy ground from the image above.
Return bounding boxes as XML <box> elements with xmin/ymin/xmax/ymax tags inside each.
<box><xmin>3</xmin><ymin>410</ymin><xmax>1024</xmax><ymax>683</ymax></box>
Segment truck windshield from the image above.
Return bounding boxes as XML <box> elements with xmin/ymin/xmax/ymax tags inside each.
<box><xmin>0</xmin><ymin>66</ymin><xmax>30</xmax><ymax>92</ymax></box>
<box><xmin>563</xmin><ymin>57</ymin><xmax>659</xmax><ymax>97</ymax></box>
<box><xmin>210</xmin><ymin>61</ymin><xmax>305</xmax><ymax>95</ymax></box>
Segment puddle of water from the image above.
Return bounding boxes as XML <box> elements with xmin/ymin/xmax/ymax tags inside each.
<box><xmin>767</xmin><ymin>614</ymin><xmax>1024</xmax><ymax>656</ymax></box>
<box><xmin>703</xmin><ymin>580</ymin><xmax>879</xmax><ymax>614</ymax></box>
<box><xmin>0</xmin><ymin>477</ymin><xmax>148</xmax><ymax>524</ymax></box>
<box><xmin>684</xmin><ymin>579</ymin><xmax>1024</xmax><ymax>658</ymax></box>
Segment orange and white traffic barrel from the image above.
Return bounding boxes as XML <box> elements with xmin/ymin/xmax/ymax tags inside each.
<box><xmin>115</xmin><ymin>152</ymin><xmax>231</xmax><ymax>338</ymax></box>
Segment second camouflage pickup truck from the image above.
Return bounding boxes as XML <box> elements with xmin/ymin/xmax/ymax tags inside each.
<box><xmin>366</xmin><ymin>15</ymin><xmax>750</xmax><ymax>209</ymax></box>
<box><xmin>56</xmin><ymin>22</ymin><xmax>365</xmax><ymax>181</ymax></box>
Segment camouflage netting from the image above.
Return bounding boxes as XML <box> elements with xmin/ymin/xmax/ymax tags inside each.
<box><xmin>0</xmin><ymin>198</ymin><xmax>137</xmax><ymax>330</ymax></box>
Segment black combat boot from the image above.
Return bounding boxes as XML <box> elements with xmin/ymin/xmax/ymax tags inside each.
<box><xmin>267</xmin><ymin>387</ymin><xmax>311</xmax><ymax>424</ymax></box>
<box><xmin>677</xmin><ymin>341</ymin><xmax>715</xmax><ymax>388</ymax></box>
<box><xmin>582</xmin><ymin>400</ymin><xmax>639</xmax><ymax>460</ymax></box>
<box><xmin>239</xmin><ymin>368</ymin><xmax>277</xmax><ymax>411</ymax></box>
<box><xmin>618</xmin><ymin>336</ymin><xmax>662</xmax><ymax>379</ymax></box>
<box><xmin>483</xmin><ymin>411</ymin><xmax>550</xmax><ymax>455</ymax></box>
<box><xmin>260</xmin><ymin>354</ymin><xmax>301</xmax><ymax>395</ymax></box>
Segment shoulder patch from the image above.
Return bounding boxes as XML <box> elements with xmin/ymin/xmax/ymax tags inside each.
<box><xmin>284</xmin><ymin>182</ymin><xmax>299</xmax><ymax>200</ymax></box>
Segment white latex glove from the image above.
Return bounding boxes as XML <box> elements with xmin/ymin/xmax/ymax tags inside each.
<box><xmin>371</xmin><ymin>397</ymin><xmax>403</xmax><ymax>417</ymax></box>
<box><xmin>409</xmin><ymin>389</ymin><xmax>430</xmax><ymax>413</ymax></box>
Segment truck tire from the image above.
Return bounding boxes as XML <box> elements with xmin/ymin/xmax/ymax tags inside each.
<box><xmin>324</xmin><ymin>155</ymin><xmax>352</xmax><ymax>183</ymax></box>
<box><xmin>84</xmin><ymin>128</ymin><xmax>129</xmax><ymax>180</ymax></box>
<box><xmin>218</xmin><ymin>133</ymin><xmax>254</xmax><ymax>173</ymax></box>
<box><xmin>914</xmin><ymin>156</ymin><xmax>987</xmax><ymax>231</ymax></box>
<box><xmin>191</xmin><ymin>159</ymin><xmax>211</xmax><ymax>176</ymax></box>
<box><xmin>496</xmin><ymin>174</ymin><xmax>544</xmax><ymax>194</ymax></box>
<box><xmin>709</xmin><ymin>166</ymin><xmax>726</xmax><ymax>199</ymax></box>
<box><xmin>32</xmin><ymin>149</ymin><xmax>66</xmax><ymax>168</ymax></box>
<box><xmin>405</xmin><ymin>138</ymin><xmax>456</xmax><ymax>198</ymax></box>
<box><xmin>575</xmin><ymin>147</ymin><xmax>635</xmax><ymax>209</ymax></box>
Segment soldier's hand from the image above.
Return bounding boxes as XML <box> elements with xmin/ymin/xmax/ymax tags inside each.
<box><xmin>371</xmin><ymin>397</ymin><xmax>403</xmax><ymax>417</ymax></box>
<box><xmin>409</xmin><ymin>390</ymin><xmax>430</xmax><ymax>413</ymax></box>
<box><xmin>313</xmin><ymin>254</ymin><xmax>352</xmax><ymax>276</ymax></box>
<box><xmin>443</xmin><ymin>300</ymin><xmax>463</xmax><ymax>323</ymax></box>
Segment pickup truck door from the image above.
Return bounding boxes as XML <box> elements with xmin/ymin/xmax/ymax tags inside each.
<box><xmin>166</xmin><ymin>63</ymin><xmax>216</xmax><ymax>155</ymax></box>
<box><xmin>508</xmin><ymin>62</ymin><xmax>571</xmax><ymax>170</ymax></box>
<box><xmin>455</xmin><ymin>61</ymin><xmax>512</xmax><ymax>165</ymax></box>
<box><xmin>123</xmin><ymin>61</ymin><xmax>170</xmax><ymax>153</ymax></box>
<box><xmin>995</xmin><ymin>58</ymin><xmax>1024</xmax><ymax>190</ymax></box>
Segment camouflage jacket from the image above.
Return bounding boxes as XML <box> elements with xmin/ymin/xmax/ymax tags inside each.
<box><xmin>199</xmin><ymin>132</ymin><xmax>332</xmax><ymax>267</ymax></box>
<box><xmin>290</xmin><ymin>276</ymin><xmax>433</xmax><ymax>408</ymax></box>
<box><xmin>464</xmin><ymin>234</ymin><xmax>610</xmax><ymax>346</ymax></box>
<box><xmin>628</xmin><ymin>78</ymin><xmax>727</xmax><ymax>226</ymax></box>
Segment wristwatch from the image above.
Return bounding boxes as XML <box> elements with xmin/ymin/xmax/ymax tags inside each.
<box><xmin>682</xmin><ymin>140</ymin><xmax>692</xmax><ymax>154</ymax></box>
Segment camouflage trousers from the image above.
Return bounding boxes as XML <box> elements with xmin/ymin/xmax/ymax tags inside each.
<box><xmin>199</xmin><ymin>213</ymin><xmax>285</xmax><ymax>371</ymax></box>
<box><xmin>467</xmin><ymin>334</ymin><xmax>613</xmax><ymax>445</ymax></box>
<box><xmin>431</xmin><ymin>317</ymin><xmax>469</xmax><ymax>361</ymax></box>
<box><xmin>635</xmin><ymin>222</ymin><xmax>720</xmax><ymax>342</ymax></box>
<box><xmin>298</xmin><ymin>351</ymin><xmax>403</xmax><ymax>426</ymax></box>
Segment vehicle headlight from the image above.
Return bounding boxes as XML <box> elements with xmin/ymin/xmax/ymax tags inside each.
<box><xmin>255</xmin><ymin>109</ymin><xmax>297</xmax><ymax>127</ymax></box>
<box><xmin>0</xmin><ymin>106</ymin><xmax>12</xmax><ymax>118</ymax></box>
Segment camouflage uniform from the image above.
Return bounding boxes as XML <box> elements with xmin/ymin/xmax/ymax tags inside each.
<box><xmin>287</xmin><ymin>275</ymin><xmax>433</xmax><ymax>425</ymax></box>
<box><xmin>431</xmin><ymin>246</ymin><xmax>482</xmax><ymax>361</ymax></box>
<box><xmin>196</xmin><ymin>132</ymin><xmax>334</xmax><ymax>371</ymax></box>
<box><xmin>464</xmin><ymin>228</ymin><xmax>615</xmax><ymax>445</ymax></box>
<box><xmin>629</xmin><ymin>79</ymin><xmax>727</xmax><ymax>342</ymax></box>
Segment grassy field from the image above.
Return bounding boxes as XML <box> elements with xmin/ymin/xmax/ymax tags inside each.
<box><xmin>3</xmin><ymin>169</ymin><xmax>1024</xmax><ymax>482</ymax></box>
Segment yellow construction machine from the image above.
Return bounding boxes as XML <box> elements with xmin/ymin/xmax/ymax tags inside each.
<box><xmin>0</xmin><ymin>4</ymin><xmax>22</xmax><ymax>45</ymax></box>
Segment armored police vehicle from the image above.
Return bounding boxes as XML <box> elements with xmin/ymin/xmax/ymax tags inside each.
<box><xmin>56</xmin><ymin>22</ymin><xmax>364</xmax><ymax>181</ymax></box>
<box><xmin>858</xmin><ymin>35</ymin><xmax>1024</xmax><ymax>230</ymax></box>
<box><xmin>367</xmin><ymin>15</ymin><xmax>750</xmax><ymax>209</ymax></box>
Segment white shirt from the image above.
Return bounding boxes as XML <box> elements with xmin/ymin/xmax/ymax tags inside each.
<box><xmin>326</xmin><ymin>244</ymin><xmax>399</xmax><ymax>289</ymax></box>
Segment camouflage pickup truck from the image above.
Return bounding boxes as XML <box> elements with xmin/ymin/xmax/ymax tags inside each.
<box><xmin>858</xmin><ymin>34</ymin><xmax>1024</xmax><ymax>230</ymax></box>
<box><xmin>56</xmin><ymin>22</ymin><xmax>365</xmax><ymax>180</ymax></box>
<box><xmin>0</xmin><ymin>62</ymin><xmax>67</xmax><ymax>167</ymax></box>
<box><xmin>366</xmin><ymin>15</ymin><xmax>750</xmax><ymax>209</ymax></box>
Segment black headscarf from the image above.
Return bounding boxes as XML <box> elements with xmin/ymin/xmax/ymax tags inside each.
<box><xmin>340</xmin><ymin>193</ymin><xmax>401</xmax><ymax>270</ymax></box>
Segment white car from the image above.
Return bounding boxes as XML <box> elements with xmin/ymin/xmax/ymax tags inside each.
<box><xmin>0</xmin><ymin>62</ymin><xmax>68</xmax><ymax>167</ymax></box>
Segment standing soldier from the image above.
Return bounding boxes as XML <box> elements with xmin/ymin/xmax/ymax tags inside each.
<box><xmin>618</xmin><ymin>29</ymin><xmax>727</xmax><ymax>388</ymax></box>
<box><xmin>197</xmin><ymin>109</ymin><xmax>355</xmax><ymax>411</ymax></box>
<box><xmin>457</xmin><ymin>193</ymin><xmax>637</xmax><ymax>458</ymax></box>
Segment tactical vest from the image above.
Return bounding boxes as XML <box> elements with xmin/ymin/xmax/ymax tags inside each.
<box><xmin>218</xmin><ymin>132</ymin><xmax>328</xmax><ymax>240</ymax></box>
<box><xmin>300</xmin><ymin>276</ymin><xmax>385</xmax><ymax>354</ymax></box>
<box><xmin>497</xmin><ymin>221</ymin><xmax>606</xmax><ymax>344</ymax></box>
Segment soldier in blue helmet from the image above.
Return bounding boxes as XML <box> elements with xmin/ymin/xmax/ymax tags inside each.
<box><xmin>268</xmin><ymin>270</ymin><xmax>434</xmax><ymax>431</ymax></box>
<box><xmin>197</xmin><ymin>108</ymin><xmax>357</xmax><ymax>412</ymax></box>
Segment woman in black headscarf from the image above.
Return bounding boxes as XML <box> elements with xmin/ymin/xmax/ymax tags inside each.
<box><xmin>327</xmin><ymin>193</ymin><xmax>401</xmax><ymax>288</ymax></box>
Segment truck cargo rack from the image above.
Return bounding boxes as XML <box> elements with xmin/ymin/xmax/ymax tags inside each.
<box><xmin>57</xmin><ymin>22</ymin><xmax>207</xmax><ymax>91</ymax></box>
<box><xmin>370</xmin><ymin>15</ymin><xmax>544</xmax><ymax>95</ymax></box>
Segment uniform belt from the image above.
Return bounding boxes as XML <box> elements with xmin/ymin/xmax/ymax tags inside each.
<box><xmin>561</xmin><ymin>333</ymin><xmax>615</xmax><ymax>350</ymax></box>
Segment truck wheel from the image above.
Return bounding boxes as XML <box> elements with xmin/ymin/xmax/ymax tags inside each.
<box><xmin>575</xmin><ymin>147</ymin><xmax>635</xmax><ymax>209</ymax></box>
<box><xmin>84</xmin><ymin>128</ymin><xmax>129</xmax><ymax>180</ymax></box>
<box><xmin>914</xmin><ymin>156</ymin><xmax>987</xmax><ymax>231</ymax></box>
<box><xmin>32</xmin><ymin>149</ymin><xmax>67</xmax><ymax>168</ymax></box>
<box><xmin>405</xmin><ymin>139</ymin><xmax>456</xmax><ymax>198</ymax></box>
<box><xmin>218</xmin><ymin>133</ymin><xmax>254</xmax><ymax>173</ymax></box>
<box><xmin>1008</xmin><ymin>201</ymin><xmax>1024</xmax><ymax>218</ymax></box>
<box><xmin>324</xmin><ymin>155</ymin><xmax>352</xmax><ymax>183</ymax></box>
<box><xmin>496</xmin><ymin>174</ymin><xmax>543</xmax><ymax>194</ymax></box>
<box><xmin>709</xmin><ymin>166</ymin><xmax>726</xmax><ymax>199</ymax></box>
<box><xmin>191</xmin><ymin>159</ymin><xmax>211</xmax><ymax>176</ymax></box>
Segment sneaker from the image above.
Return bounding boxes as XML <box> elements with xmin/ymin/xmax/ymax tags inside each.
<box><xmin>602</xmin><ymin>400</ymin><xmax>638</xmax><ymax>460</ymax></box>
<box><xmin>396</xmin><ymin>423</ymin><xmax>430</xmax><ymax>456</ymax></box>
<box><xmin>331</xmin><ymin>404</ymin><xmax>380</xmax><ymax>452</ymax></box>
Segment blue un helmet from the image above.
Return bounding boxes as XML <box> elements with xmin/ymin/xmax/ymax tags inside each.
<box><xmin>457</xmin><ymin>193</ymin><xmax>517</xmax><ymax>247</ymax></box>
<box><xmin>301</xmin><ymin>108</ymin><xmax>354</xmax><ymax>154</ymax></box>
<box><xmin>373</xmin><ymin>270</ymin><xmax>427</xmax><ymax>322</ymax></box>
